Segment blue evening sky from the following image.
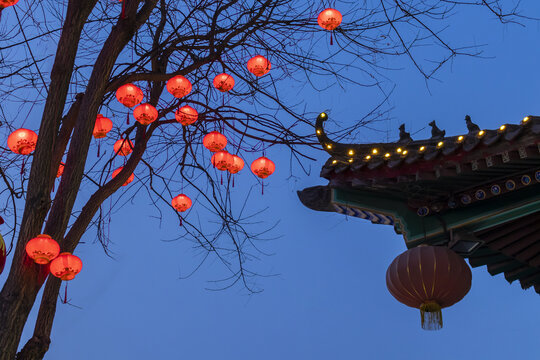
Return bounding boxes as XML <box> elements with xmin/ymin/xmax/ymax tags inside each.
<box><xmin>4</xmin><ymin>2</ymin><xmax>540</xmax><ymax>359</ymax></box>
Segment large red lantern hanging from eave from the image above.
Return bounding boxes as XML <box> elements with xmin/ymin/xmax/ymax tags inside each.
<box><xmin>133</xmin><ymin>103</ymin><xmax>158</xmax><ymax>125</ymax></box>
<box><xmin>111</xmin><ymin>167</ymin><xmax>135</xmax><ymax>186</ymax></box>
<box><xmin>0</xmin><ymin>0</ymin><xmax>19</xmax><ymax>9</ymax></box>
<box><xmin>8</xmin><ymin>128</ymin><xmax>38</xmax><ymax>155</ymax></box>
<box><xmin>93</xmin><ymin>114</ymin><xmax>113</xmax><ymax>139</ymax></box>
<box><xmin>203</xmin><ymin>131</ymin><xmax>227</xmax><ymax>152</ymax></box>
<box><xmin>49</xmin><ymin>252</ymin><xmax>82</xmax><ymax>281</ymax></box>
<box><xmin>116</xmin><ymin>84</ymin><xmax>144</xmax><ymax>108</ymax></box>
<box><xmin>213</xmin><ymin>73</ymin><xmax>235</xmax><ymax>92</ymax></box>
<box><xmin>166</xmin><ymin>75</ymin><xmax>192</xmax><ymax>98</ymax></box>
<box><xmin>251</xmin><ymin>156</ymin><xmax>275</xmax><ymax>179</ymax></box>
<box><xmin>25</xmin><ymin>234</ymin><xmax>60</xmax><ymax>265</ymax></box>
<box><xmin>171</xmin><ymin>194</ymin><xmax>192</xmax><ymax>212</ymax></box>
<box><xmin>386</xmin><ymin>246</ymin><xmax>472</xmax><ymax>331</ymax></box>
<box><xmin>247</xmin><ymin>55</ymin><xmax>271</xmax><ymax>77</ymax></box>
<box><xmin>113</xmin><ymin>138</ymin><xmax>134</xmax><ymax>156</ymax></box>
<box><xmin>175</xmin><ymin>105</ymin><xmax>198</xmax><ymax>126</ymax></box>
<box><xmin>318</xmin><ymin>8</ymin><xmax>342</xmax><ymax>45</ymax></box>
<box><xmin>0</xmin><ymin>233</ymin><xmax>6</xmax><ymax>275</ymax></box>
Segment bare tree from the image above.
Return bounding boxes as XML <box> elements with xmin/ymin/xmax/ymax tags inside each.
<box><xmin>0</xmin><ymin>0</ymin><xmax>523</xmax><ymax>358</ymax></box>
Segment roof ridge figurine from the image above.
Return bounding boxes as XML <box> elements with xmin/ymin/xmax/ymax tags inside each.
<box><xmin>398</xmin><ymin>124</ymin><xmax>412</xmax><ymax>144</ymax></box>
<box><xmin>465</xmin><ymin>115</ymin><xmax>480</xmax><ymax>134</ymax></box>
<box><xmin>428</xmin><ymin>120</ymin><xmax>445</xmax><ymax>139</ymax></box>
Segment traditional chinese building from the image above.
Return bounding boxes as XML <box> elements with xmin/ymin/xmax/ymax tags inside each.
<box><xmin>299</xmin><ymin>113</ymin><xmax>540</xmax><ymax>294</ymax></box>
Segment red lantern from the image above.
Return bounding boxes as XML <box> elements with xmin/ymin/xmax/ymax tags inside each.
<box><xmin>247</xmin><ymin>55</ymin><xmax>271</xmax><ymax>77</ymax></box>
<box><xmin>211</xmin><ymin>151</ymin><xmax>233</xmax><ymax>171</ymax></box>
<box><xmin>116</xmin><ymin>84</ymin><xmax>144</xmax><ymax>108</ymax></box>
<box><xmin>111</xmin><ymin>167</ymin><xmax>135</xmax><ymax>186</ymax></box>
<box><xmin>317</xmin><ymin>8</ymin><xmax>342</xmax><ymax>30</ymax></box>
<box><xmin>250</xmin><ymin>156</ymin><xmax>275</xmax><ymax>179</ymax></box>
<box><xmin>0</xmin><ymin>234</ymin><xmax>6</xmax><ymax>275</ymax></box>
<box><xmin>93</xmin><ymin>114</ymin><xmax>113</xmax><ymax>139</ymax></box>
<box><xmin>56</xmin><ymin>162</ymin><xmax>64</xmax><ymax>178</ymax></box>
<box><xmin>0</xmin><ymin>0</ymin><xmax>19</xmax><ymax>8</ymax></box>
<box><xmin>171</xmin><ymin>194</ymin><xmax>192</xmax><ymax>212</ymax></box>
<box><xmin>113</xmin><ymin>138</ymin><xmax>134</xmax><ymax>156</ymax></box>
<box><xmin>133</xmin><ymin>103</ymin><xmax>158</xmax><ymax>125</ymax></box>
<box><xmin>228</xmin><ymin>155</ymin><xmax>244</xmax><ymax>174</ymax></box>
<box><xmin>386</xmin><ymin>246</ymin><xmax>472</xmax><ymax>330</ymax></box>
<box><xmin>203</xmin><ymin>131</ymin><xmax>227</xmax><ymax>152</ymax></box>
<box><xmin>8</xmin><ymin>129</ymin><xmax>38</xmax><ymax>155</ymax></box>
<box><xmin>175</xmin><ymin>105</ymin><xmax>198</xmax><ymax>126</ymax></box>
<box><xmin>49</xmin><ymin>252</ymin><xmax>82</xmax><ymax>281</ymax></box>
<box><xmin>166</xmin><ymin>75</ymin><xmax>192</xmax><ymax>98</ymax></box>
<box><xmin>213</xmin><ymin>73</ymin><xmax>235</xmax><ymax>92</ymax></box>
<box><xmin>25</xmin><ymin>234</ymin><xmax>60</xmax><ymax>265</ymax></box>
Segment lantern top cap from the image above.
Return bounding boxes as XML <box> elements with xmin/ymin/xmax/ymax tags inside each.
<box><xmin>35</xmin><ymin>234</ymin><xmax>52</xmax><ymax>239</ymax></box>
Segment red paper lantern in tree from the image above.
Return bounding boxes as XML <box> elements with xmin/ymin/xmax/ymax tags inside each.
<box><xmin>228</xmin><ymin>155</ymin><xmax>244</xmax><ymax>174</ymax></box>
<box><xmin>93</xmin><ymin>114</ymin><xmax>113</xmax><ymax>139</ymax></box>
<box><xmin>133</xmin><ymin>103</ymin><xmax>158</xmax><ymax>125</ymax></box>
<box><xmin>111</xmin><ymin>167</ymin><xmax>134</xmax><ymax>186</ymax></box>
<box><xmin>0</xmin><ymin>0</ymin><xmax>19</xmax><ymax>8</ymax></box>
<box><xmin>0</xmin><ymin>234</ymin><xmax>6</xmax><ymax>275</ymax></box>
<box><xmin>251</xmin><ymin>156</ymin><xmax>275</xmax><ymax>179</ymax></box>
<box><xmin>317</xmin><ymin>8</ymin><xmax>342</xmax><ymax>30</ymax></box>
<box><xmin>166</xmin><ymin>75</ymin><xmax>192</xmax><ymax>98</ymax></box>
<box><xmin>386</xmin><ymin>246</ymin><xmax>472</xmax><ymax>330</ymax></box>
<box><xmin>113</xmin><ymin>138</ymin><xmax>134</xmax><ymax>156</ymax></box>
<box><xmin>247</xmin><ymin>55</ymin><xmax>271</xmax><ymax>77</ymax></box>
<box><xmin>213</xmin><ymin>73</ymin><xmax>235</xmax><ymax>92</ymax></box>
<box><xmin>8</xmin><ymin>129</ymin><xmax>38</xmax><ymax>155</ymax></box>
<box><xmin>25</xmin><ymin>234</ymin><xmax>60</xmax><ymax>265</ymax></box>
<box><xmin>203</xmin><ymin>131</ymin><xmax>227</xmax><ymax>152</ymax></box>
<box><xmin>56</xmin><ymin>163</ymin><xmax>64</xmax><ymax>178</ymax></box>
<box><xmin>49</xmin><ymin>252</ymin><xmax>82</xmax><ymax>281</ymax></box>
<box><xmin>175</xmin><ymin>105</ymin><xmax>198</xmax><ymax>126</ymax></box>
<box><xmin>116</xmin><ymin>84</ymin><xmax>144</xmax><ymax>108</ymax></box>
<box><xmin>171</xmin><ymin>194</ymin><xmax>192</xmax><ymax>212</ymax></box>
<box><xmin>211</xmin><ymin>151</ymin><xmax>233</xmax><ymax>171</ymax></box>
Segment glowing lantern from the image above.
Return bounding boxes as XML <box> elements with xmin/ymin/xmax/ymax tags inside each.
<box><xmin>211</xmin><ymin>151</ymin><xmax>233</xmax><ymax>171</ymax></box>
<box><xmin>386</xmin><ymin>246</ymin><xmax>472</xmax><ymax>330</ymax></box>
<box><xmin>175</xmin><ymin>105</ymin><xmax>198</xmax><ymax>126</ymax></box>
<box><xmin>116</xmin><ymin>84</ymin><xmax>144</xmax><ymax>108</ymax></box>
<box><xmin>49</xmin><ymin>252</ymin><xmax>82</xmax><ymax>281</ymax></box>
<box><xmin>133</xmin><ymin>103</ymin><xmax>158</xmax><ymax>125</ymax></box>
<box><xmin>251</xmin><ymin>156</ymin><xmax>275</xmax><ymax>179</ymax></box>
<box><xmin>8</xmin><ymin>129</ymin><xmax>38</xmax><ymax>155</ymax></box>
<box><xmin>247</xmin><ymin>55</ymin><xmax>271</xmax><ymax>77</ymax></box>
<box><xmin>213</xmin><ymin>73</ymin><xmax>235</xmax><ymax>92</ymax></box>
<box><xmin>56</xmin><ymin>163</ymin><xmax>64</xmax><ymax>178</ymax></box>
<box><xmin>166</xmin><ymin>75</ymin><xmax>192</xmax><ymax>98</ymax></box>
<box><xmin>113</xmin><ymin>138</ymin><xmax>134</xmax><ymax>156</ymax></box>
<box><xmin>25</xmin><ymin>234</ymin><xmax>60</xmax><ymax>265</ymax></box>
<box><xmin>111</xmin><ymin>167</ymin><xmax>134</xmax><ymax>186</ymax></box>
<box><xmin>228</xmin><ymin>155</ymin><xmax>244</xmax><ymax>174</ymax></box>
<box><xmin>203</xmin><ymin>131</ymin><xmax>227</xmax><ymax>152</ymax></box>
<box><xmin>93</xmin><ymin>114</ymin><xmax>113</xmax><ymax>139</ymax></box>
<box><xmin>0</xmin><ymin>233</ymin><xmax>6</xmax><ymax>275</ymax></box>
<box><xmin>318</xmin><ymin>8</ymin><xmax>342</xmax><ymax>45</ymax></box>
<box><xmin>171</xmin><ymin>194</ymin><xmax>192</xmax><ymax>212</ymax></box>
<box><xmin>0</xmin><ymin>0</ymin><xmax>19</xmax><ymax>8</ymax></box>
<box><xmin>318</xmin><ymin>8</ymin><xmax>342</xmax><ymax>30</ymax></box>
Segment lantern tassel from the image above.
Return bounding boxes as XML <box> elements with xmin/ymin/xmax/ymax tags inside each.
<box><xmin>20</xmin><ymin>158</ymin><xmax>25</xmax><ymax>176</ymax></box>
<box><xmin>179</xmin><ymin>216</ymin><xmax>183</xmax><ymax>227</ymax></box>
<box><xmin>221</xmin><ymin>173</ymin><xmax>223</xmax><ymax>185</ymax></box>
<box><xmin>261</xmin><ymin>181</ymin><xmax>264</xmax><ymax>195</ymax></box>
<box><xmin>63</xmin><ymin>282</ymin><xmax>68</xmax><ymax>304</ymax></box>
<box><xmin>120</xmin><ymin>0</ymin><xmax>126</xmax><ymax>19</ymax></box>
<box><xmin>126</xmin><ymin>112</ymin><xmax>130</xmax><ymax>125</ymax></box>
<box><xmin>420</xmin><ymin>301</ymin><xmax>442</xmax><ymax>331</ymax></box>
<box><xmin>97</xmin><ymin>140</ymin><xmax>101</xmax><ymax>157</ymax></box>
<box><xmin>330</xmin><ymin>32</ymin><xmax>333</xmax><ymax>46</ymax></box>
<box><xmin>232</xmin><ymin>175</ymin><xmax>235</xmax><ymax>188</ymax></box>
